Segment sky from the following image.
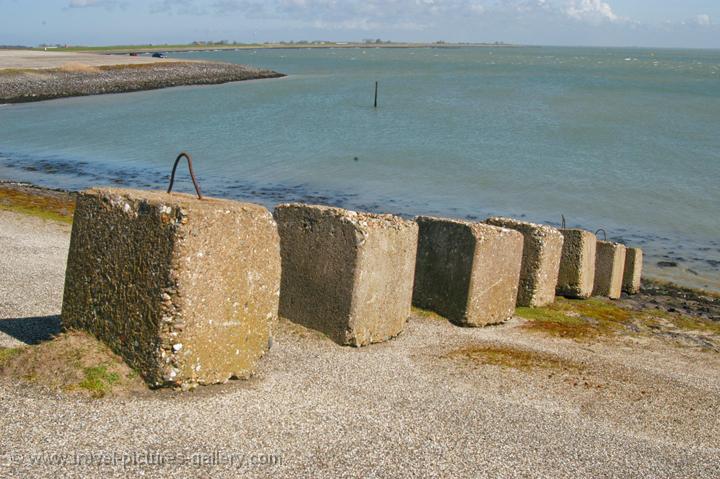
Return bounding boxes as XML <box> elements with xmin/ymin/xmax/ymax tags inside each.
<box><xmin>1</xmin><ymin>0</ymin><xmax>719</xmax><ymax>48</ymax></box>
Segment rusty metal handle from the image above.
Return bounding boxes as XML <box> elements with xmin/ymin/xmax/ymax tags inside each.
<box><xmin>167</xmin><ymin>152</ymin><xmax>203</xmax><ymax>200</ymax></box>
<box><xmin>594</xmin><ymin>228</ymin><xmax>607</xmax><ymax>241</ymax></box>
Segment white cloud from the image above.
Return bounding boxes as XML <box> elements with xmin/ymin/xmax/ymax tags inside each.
<box><xmin>144</xmin><ymin>0</ymin><xmax>631</xmax><ymax>30</ymax></box>
<box><xmin>692</xmin><ymin>14</ymin><xmax>712</xmax><ymax>26</ymax></box>
<box><xmin>564</xmin><ymin>0</ymin><xmax>620</xmax><ymax>23</ymax></box>
<box><xmin>69</xmin><ymin>0</ymin><xmax>98</xmax><ymax>6</ymax></box>
<box><xmin>68</xmin><ymin>0</ymin><xmax>125</xmax><ymax>9</ymax></box>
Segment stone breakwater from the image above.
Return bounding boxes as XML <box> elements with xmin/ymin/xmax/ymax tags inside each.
<box><xmin>0</xmin><ymin>62</ymin><xmax>285</xmax><ymax>103</ymax></box>
<box><xmin>60</xmin><ymin>187</ymin><xmax>647</xmax><ymax>387</ymax></box>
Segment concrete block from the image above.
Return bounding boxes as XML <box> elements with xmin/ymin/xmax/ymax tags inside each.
<box><xmin>412</xmin><ymin>217</ymin><xmax>523</xmax><ymax>327</ymax></box>
<box><xmin>593</xmin><ymin>241</ymin><xmax>627</xmax><ymax>299</ymax></box>
<box><xmin>274</xmin><ymin>204</ymin><xmax>418</xmax><ymax>346</ymax></box>
<box><xmin>485</xmin><ymin>217</ymin><xmax>564</xmax><ymax>307</ymax></box>
<box><xmin>62</xmin><ymin>188</ymin><xmax>281</xmax><ymax>388</ymax></box>
<box><xmin>623</xmin><ymin>247</ymin><xmax>643</xmax><ymax>295</ymax></box>
<box><xmin>557</xmin><ymin>229</ymin><xmax>597</xmax><ymax>299</ymax></box>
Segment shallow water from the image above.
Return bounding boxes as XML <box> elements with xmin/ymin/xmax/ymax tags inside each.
<box><xmin>1</xmin><ymin>46</ymin><xmax>719</xmax><ymax>290</ymax></box>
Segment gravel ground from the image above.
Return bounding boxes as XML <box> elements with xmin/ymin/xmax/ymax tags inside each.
<box><xmin>0</xmin><ymin>60</ymin><xmax>283</xmax><ymax>103</ymax></box>
<box><xmin>1</xmin><ymin>210</ymin><xmax>719</xmax><ymax>478</ymax></box>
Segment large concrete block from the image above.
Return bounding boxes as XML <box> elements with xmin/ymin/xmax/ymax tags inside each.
<box><xmin>274</xmin><ymin>204</ymin><xmax>418</xmax><ymax>346</ymax></box>
<box><xmin>593</xmin><ymin>241</ymin><xmax>627</xmax><ymax>299</ymax></box>
<box><xmin>62</xmin><ymin>188</ymin><xmax>281</xmax><ymax>388</ymax></box>
<box><xmin>557</xmin><ymin>229</ymin><xmax>597</xmax><ymax>299</ymax></box>
<box><xmin>413</xmin><ymin>217</ymin><xmax>523</xmax><ymax>327</ymax></box>
<box><xmin>485</xmin><ymin>217</ymin><xmax>564</xmax><ymax>307</ymax></box>
<box><xmin>623</xmin><ymin>247</ymin><xmax>643</xmax><ymax>295</ymax></box>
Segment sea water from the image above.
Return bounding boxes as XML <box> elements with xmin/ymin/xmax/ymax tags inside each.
<box><xmin>1</xmin><ymin>46</ymin><xmax>718</xmax><ymax>290</ymax></box>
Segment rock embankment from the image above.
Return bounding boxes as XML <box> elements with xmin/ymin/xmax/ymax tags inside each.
<box><xmin>0</xmin><ymin>61</ymin><xmax>284</xmax><ymax>103</ymax></box>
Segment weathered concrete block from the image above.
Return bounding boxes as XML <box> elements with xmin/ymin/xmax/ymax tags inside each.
<box><xmin>593</xmin><ymin>241</ymin><xmax>627</xmax><ymax>299</ymax></box>
<box><xmin>485</xmin><ymin>217</ymin><xmax>564</xmax><ymax>307</ymax></box>
<box><xmin>274</xmin><ymin>204</ymin><xmax>418</xmax><ymax>346</ymax></box>
<box><xmin>557</xmin><ymin>229</ymin><xmax>597</xmax><ymax>299</ymax></box>
<box><xmin>62</xmin><ymin>188</ymin><xmax>281</xmax><ymax>388</ymax></box>
<box><xmin>413</xmin><ymin>217</ymin><xmax>523</xmax><ymax>327</ymax></box>
<box><xmin>623</xmin><ymin>247</ymin><xmax>643</xmax><ymax>295</ymax></box>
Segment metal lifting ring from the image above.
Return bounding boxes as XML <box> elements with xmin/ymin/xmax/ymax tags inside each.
<box><xmin>167</xmin><ymin>152</ymin><xmax>203</xmax><ymax>200</ymax></box>
<box><xmin>594</xmin><ymin>228</ymin><xmax>607</xmax><ymax>241</ymax></box>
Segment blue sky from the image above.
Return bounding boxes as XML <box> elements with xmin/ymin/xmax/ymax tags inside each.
<box><xmin>1</xmin><ymin>0</ymin><xmax>719</xmax><ymax>48</ymax></box>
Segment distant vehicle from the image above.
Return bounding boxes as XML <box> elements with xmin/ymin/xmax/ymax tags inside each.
<box><xmin>129</xmin><ymin>52</ymin><xmax>139</xmax><ymax>57</ymax></box>
<box><xmin>151</xmin><ymin>52</ymin><xmax>166</xmax><ymax>58</ymax></box>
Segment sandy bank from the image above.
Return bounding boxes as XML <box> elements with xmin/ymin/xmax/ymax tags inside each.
<box><xmin>0</xmin><ymin>50</ymin><xmax>284</xmax><ymax>103</ymax></box>
<box><xmin>0</xmin><ymin>50</ymin><xmax>187</xmax><ymax>69</ymax></box>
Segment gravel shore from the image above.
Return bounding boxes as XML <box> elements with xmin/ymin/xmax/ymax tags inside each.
<box><xmin>1</xmin><ymin>209</ymin><xmax>719</xmax><ymax>477</ymax></box>
<box><xmin>0</xmin><ymin>61</ymin><xmax>284</xmax><ymax>103</ymax></box>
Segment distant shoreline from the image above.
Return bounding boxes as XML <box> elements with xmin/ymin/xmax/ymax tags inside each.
<box><xmin>0</xmin><ymin>52</ymin><xmax>284</xmax><ymax>103</ymax></box>
<box><xmin>14</xmin><ymin>42</ymin><xmax>517</xmax><ymax>55</ymax></box>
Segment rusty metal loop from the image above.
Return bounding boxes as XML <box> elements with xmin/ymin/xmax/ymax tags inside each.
<box><xmin>167</xmin><ymin>152</ymin><xmax>203</xmax><ymax>200</ymax></box>
<box><xmin>561</xmin><ymin>214</ymin><xmax>566</xmax><ymax>229</ymax></box>
<box><xmin>594</xmin><ymin>228</ymin><xmax>607</xmax><ymax>241</ymax></box>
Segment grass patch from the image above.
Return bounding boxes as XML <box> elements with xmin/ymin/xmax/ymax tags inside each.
<box><xmin>76</xmin><ymin>365</ymin><xmax>121</xmax><ymax>398</ymax></box>
<box><xmin>0</xmin><ymin>184</ymin><xmax>75</xmax><ymax>223</ymax></box>
<box><xmin>0</xmin><ymin>331</ymin><xmax>146</xmax><ymax>398</ymax></box>
<box><xmin>445</xmin><ymin>344</ymin><xmax>583</xmax><ymax>372</ymax></box>
<box><xmin>0</xmin><ymin>347</ymin><xmax>24</xmax><ymax>366</ymax></box>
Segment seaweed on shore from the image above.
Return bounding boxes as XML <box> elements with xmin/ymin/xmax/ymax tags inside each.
<box><xmin>0</xmin><ymin>183</ymin><xmax>75</xmax><ymax>223</ymax></box>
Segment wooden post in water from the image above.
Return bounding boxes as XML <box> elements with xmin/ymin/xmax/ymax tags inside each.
<box><xmin>374</xmin><ymin>81</ymin><xmax>378</xmax><ymax>108</ymax></box>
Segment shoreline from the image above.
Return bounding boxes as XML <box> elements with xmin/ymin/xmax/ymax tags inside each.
<box><xmin>0</xmin><ymin>51</ymin><xmax>284</xmax><ymax>103</ymax></box>
<box><xmin>2</xmin><ymin>149</ymin><xmax>718</xmax><ymax>292</ymax></box>
<box><xmin>20</xmin><ymin>42</ymin><xmax>516</xmax><ymax>55</ymax></box>
<box><xmin>0</xmin><ymin>62</ymin><xmax>284</xmax><ymax>104</ymax></box>
<box><xmin>2</xmin><ymin>179</ymin><xmax>719</xmax><ymax>303</ymax></box>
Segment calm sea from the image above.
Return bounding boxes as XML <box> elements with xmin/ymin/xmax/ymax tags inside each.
<box><xmin>1</xmin><ymin>46</ymin><xmax>719</xmax><ymax>290</ymax></box>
